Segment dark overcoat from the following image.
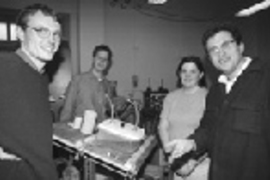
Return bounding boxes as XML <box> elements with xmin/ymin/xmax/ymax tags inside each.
<box><xmin>192</xmin><ymin>58</ymin><xmax>270</xmax><ymax>180</ymax></box>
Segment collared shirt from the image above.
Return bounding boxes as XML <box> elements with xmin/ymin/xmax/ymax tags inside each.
<box><xmin>16</xmin><ymin>49</ymin><xmax>44</xmax><ymax>73</ymax></box>
<box><xmin>0</xmin><ymin>147</ymin><xmax>21</xmax><ymax>160</ymax></box>
<box><xmin>60</xmin><ymin>70</ymin><xmax>113</xmax><ymax>123</ymax></box>
<box><xmin>218</xmin><ymin>57</ymin><xmax>252</xmax><ymax>93</ymax></box>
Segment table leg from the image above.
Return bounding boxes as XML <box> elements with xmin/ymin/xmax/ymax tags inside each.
<box><xmin>84</xmin><ymin>158</ymin><xmax>96</xmax><ymax>180</ymax></box>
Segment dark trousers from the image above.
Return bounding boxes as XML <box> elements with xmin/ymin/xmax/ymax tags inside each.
<box><xmin>0</xmin><ymin>160</ymin><xmax>37</xmax><ymax>180</ymax></box>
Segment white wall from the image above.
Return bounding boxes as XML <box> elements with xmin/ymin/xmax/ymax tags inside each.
<box><xmin>78</xmin><ymin>0</ymin><xmax>105</xmax><ymax>73</ymax></box>
<box><xmin>104</xmin><ymin>4</ymin><xmax>213</xmax><ymax>95</ymax></box>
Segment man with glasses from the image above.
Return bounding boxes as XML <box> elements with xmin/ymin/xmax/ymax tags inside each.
<box><xmin>167</xmin><ymin>24</ymin><xmax>270</xmax><ymax>180</ymax></box>
<box><xmin>60</xmin><ymin>45</ymin><xmax>116</xmax><ymax>124</ymax></box>
<box><xmin>59</xmin><ymin>44</ymin><xmax>119</xmax><ymax>179</ymax></box>
<box><xmin>0</xmin><ymin>3</ymin><xmax>61</xmax><ymax>180</ymax></box>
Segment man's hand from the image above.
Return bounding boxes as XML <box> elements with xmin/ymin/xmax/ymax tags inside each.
<box><xmin>164</xmin><ymin>139</ymin><xmax>177</xmax><ymax>153</ymax></box>
<box><xmin>166</xmin><ymin>139</ymin><xmax>196</xmax><ymax>163</ymax></box>
<box><xmin>176</xmin><ymin>159</ymin><xmax>197</xmax><ymax>177</ymax></box>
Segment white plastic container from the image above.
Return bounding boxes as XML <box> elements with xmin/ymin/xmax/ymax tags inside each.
<box><xmin>81</xmin><ymin>110</ymin><xmax>97</xmax><ymax>135</ymax></box>
<box><xmin>73</xmin><ymin>117</ymin><xmax>83</xmax><ymax>129</ymax></box>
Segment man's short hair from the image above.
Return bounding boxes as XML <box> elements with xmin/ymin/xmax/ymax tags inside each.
<box><xmin>92</xmin><ymin>45</ymin><xmax>113</xmax><ymax>61</ymax></box>
<box><xmin>16</xmin><ymin>3</ymin><xmax>59</xmax><ymax>30</ymax></box>
<box><xmin>202</xmin><ymin>24</ymin><xmax>243</xmax><ymax>49</ymax></box>
<box><xmin>92</xmin><ymin>45</ymin><xmax>113</xmax><ymax>75</ymax></box>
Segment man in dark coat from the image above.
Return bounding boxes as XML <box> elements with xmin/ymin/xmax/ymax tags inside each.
<box><xmin>167</xmin><ymin>24</ymin><xmax>270</xmax><ymax>180</ymax></box>
<box><xmin>0</xmin><ymin>4</ymin><xmax>61</xmax><ymax>180</ymax></box>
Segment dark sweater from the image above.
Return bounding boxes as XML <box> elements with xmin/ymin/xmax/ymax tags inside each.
<box><xmin>0</xmin><ymin>52</ymin><xmax>58</xmax><ymax>180</ymax></box>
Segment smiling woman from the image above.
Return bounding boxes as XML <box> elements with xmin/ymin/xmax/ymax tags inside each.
<box><xmin>158</xmin><ymin>56</ymin><xmax>209</xmax><ymax>180</ymax></box>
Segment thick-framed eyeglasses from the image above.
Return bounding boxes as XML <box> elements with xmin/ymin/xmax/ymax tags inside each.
<box><xmin>27</xmin><ymin>26</ymin><xmax>61</xmax><ymax>41</ymax></box>
<box><xmin>208</xmin><ymin>40</ymin><xmax>236</xmax><ymax>56</ymax></box>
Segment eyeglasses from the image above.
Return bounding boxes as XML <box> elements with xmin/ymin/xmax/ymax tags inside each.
<box><xmin>208</xmin><ymin>40</ymin><xmax>236</xmax><ymax>56</ymax></box>
<box><xmin>95</xmin><ymin>56</ymin><xmax>109</xmax><ymax>62</ymax></box>
<box><xmin>27</xmin><ymin>26</ymin><xmax>61</xmax><ymax>41</ymax></box>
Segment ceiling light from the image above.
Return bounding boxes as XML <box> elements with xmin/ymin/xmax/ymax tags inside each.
<box><xmin>236</xmin><ymin>0</ymin><xmax>270</xmax><ymax>17</ymax></box>
<box><xmin>148</xmin><ymin>0</ymin><xmax>168</xmax><ymax>4</ymax></box>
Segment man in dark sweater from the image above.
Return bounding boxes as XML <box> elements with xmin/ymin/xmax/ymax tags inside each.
<box><xmin>0</xmin><ymin>4</ymin><xmax>61</xmax><ymax>180</ymax></box>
